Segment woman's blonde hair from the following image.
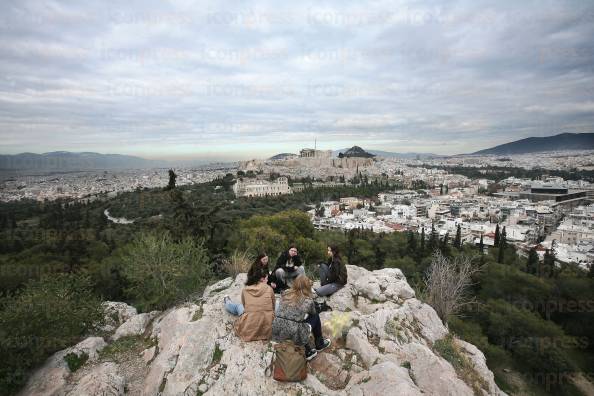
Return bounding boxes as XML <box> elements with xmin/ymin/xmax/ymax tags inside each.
<box><xmin>283</xmin><ymin>275</ymin><xmax>313</xmax><ymax>305</ymax></box>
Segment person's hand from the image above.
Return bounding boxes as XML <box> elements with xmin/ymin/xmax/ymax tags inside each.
<box><xmin>271</xmin><ymin>282</ymin><xmax>277</xmax><ymax>289</ymax></box>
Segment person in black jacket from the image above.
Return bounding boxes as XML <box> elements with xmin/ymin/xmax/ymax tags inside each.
<box><xmin>273</xmin><ymin>245</ymin><xmax>305</xmax><ymax>291</ymax></box>
<box><xmin>315</xmin><ymin>245</ymin><xmax>347</xmax><ymax>296</ymax></box>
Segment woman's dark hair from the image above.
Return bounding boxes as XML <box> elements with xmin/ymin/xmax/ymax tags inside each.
<box><xmin>253</xmin><ymin>253</ymin><xmax>268</xmax><ymax>270</ymax></box>
<box><xmin>328</xmin><ymin>245</ymin><xmax>341</xmax><ymax>262</ymax></box>
<box><xmin>246</xmin><ymin>264</ymin><xmax>266</xmax><ymax>286</ymax></box>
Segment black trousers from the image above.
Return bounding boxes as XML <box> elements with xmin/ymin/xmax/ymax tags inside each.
<box><xmin>305</xmin><ymin>313</ymin><xmax>323</xmax><ymax>350</ymax></box>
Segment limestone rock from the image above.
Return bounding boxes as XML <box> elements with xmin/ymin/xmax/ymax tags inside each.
<box><xmin>112</xmin><ymin>311</ymin><xmax>159</xmax><ymax>341</ymax></box>
<box><xmin>346</xmin><ymin>361</ymin><xmax>422</xmax><ymax>396</ymax></box>
<box><xmin>66</xmin><ymin>362</ymin><xmax>125</xmax><ymax>396</ymax></box>
<box><xmin>346</xmin><ymin>327</ymin><xmax>380</xmax><ymax>368</ymax></box>
<box><xmin>403</xmin><ymin>343</ymin><xmax>474</xmax><ymax>396</ymax></box>
<box><xmin>19</xmin><ymin>337</ymin><xmax>107</xmax><ymax>396</ymax></box>
<box><xmin>102</xmin><ymin>301</ymin><xmax>137</xmax><ymax>330</ymax></box>
<box><xmin>455</xmin><ymin>339</ymin><xmax>507</xmax><ymax>396</ymax></box>
<box><xmin>140</xmin><ymin>346</ymin><xmax>157</xmax><ymax>364</ymax></box>
<box><xmin>309</xmin><ymin>352</ymin><xmax>349</xmax><ymax>389</ymax></box>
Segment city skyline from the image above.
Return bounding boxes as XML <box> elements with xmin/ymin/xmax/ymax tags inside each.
<box><xmin>1</xmin><ymin>1</ymin><xmax>594</xmax><ymax>159</ymax></box>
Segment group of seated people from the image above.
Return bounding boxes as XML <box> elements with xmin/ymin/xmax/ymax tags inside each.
<box><xmin>223</xmin><ymin>244</ymin><xmax>348</xmax><ymax>361</ymax></box>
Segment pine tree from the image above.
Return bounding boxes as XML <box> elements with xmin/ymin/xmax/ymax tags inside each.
<box><xmin>526</xmin><ymin>247</ymin><xmax>539</xmax><ymax>275</ymax></box>
<box><xmin>454</xmin><ymin>224</ymin><xmax>462</xmax><ymax>249</ymax></box>
<box><xmin>494</xmin><ymin>224</ymin><xmax>500</xmax><ymax>247</ymax></box>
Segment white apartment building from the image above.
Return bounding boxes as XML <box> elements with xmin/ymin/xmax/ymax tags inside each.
<box><xmin>233</xmin><ymin>177</ymin><xmax>292</xmax><ymax>197</ymax></box>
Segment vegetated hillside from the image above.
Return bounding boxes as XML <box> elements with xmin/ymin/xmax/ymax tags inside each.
<box><xmin>472</xmin><ymin>132</ymin><xmax>594</xmax><ymax>155</ymax></box>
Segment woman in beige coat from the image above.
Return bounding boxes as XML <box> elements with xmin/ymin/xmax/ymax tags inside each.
<box><xmin>224</xmin><ymin>263</ymin><xmax>275</xmax><ymax>341</ymax></box>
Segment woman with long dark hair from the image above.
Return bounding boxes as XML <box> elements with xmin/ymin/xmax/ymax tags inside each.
<box><xmin>253</xmin><ymin>253</ymin><xmax>278</xmax><ymax>290</ymax></box>
<box><xmin>315</xmin><ymin>245</ymin><xmax>348</xmax><ymax>297</ymax></box>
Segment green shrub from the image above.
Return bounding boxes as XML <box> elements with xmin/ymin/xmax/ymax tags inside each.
<box><xmin>64</xmin><ymin>352</ymin><xmax>88</xmax><ymax>372</ymax></box>
<box><xmin>0</xmin><ymin>273</ymin><xmax>103</xmax><ymax>395</ymax></box>
<box><xmin>120</xmin><ymin>231</ymin><xmax>212</xmax><ymax>312</ymax></box>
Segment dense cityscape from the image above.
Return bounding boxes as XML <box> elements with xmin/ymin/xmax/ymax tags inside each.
<box><xmin>3</xmin><ymin>147</ymin><xmax>593</xmax><ymax>269</ymax></box>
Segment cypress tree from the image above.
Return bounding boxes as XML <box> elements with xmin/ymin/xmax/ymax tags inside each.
<box><xmin>407</xmin><ymin>230</ymin><xmax>417</xmax><ymax>255</ymax></box>
<box><xmin>494</xmin><ymin>224</ymin><xmax>500</xmax><ymax>247</ymax></box>
<box><xmin>497</xmin><ymin>227</ymin><xmax>507</xmax><ymax>264</ymax></box>
<box><xmin>526</xmin><ymin>247</ymin><xmax>539</xmax><ymax>275</ymax></box>
<box><xmin>478</xmin><ymin>234</ymin><xmax>484</xmax><ymax>254</ymax></box>
<box><xmin>429</xmin><ymin>222</ymin><xmax>437</xmax><ymax>250</ymax></box>
<box><xmin>454</xmin><ymin>224</ymin><xmax>462</xmax><ymax>249</ymax></box>
<box><xmin>543</xmin><ymin>248</ymin><xmax>556</xmax><ymax>278</ymax></box>
<box><xmin>420</xmin><ymin>227</ymin><xmax>426</xmax><ymax>251</ymax></box>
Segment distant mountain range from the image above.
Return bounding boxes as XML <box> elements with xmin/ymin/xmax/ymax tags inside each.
<box><xmin>0</xmin><ymin>151</ymin><xmax>220</xmax><ymax>171</ymax></box>
<box><xmin>471</xmin><ymin>132</ymin><xmax>594</xmax><ymax>155</ymax></box>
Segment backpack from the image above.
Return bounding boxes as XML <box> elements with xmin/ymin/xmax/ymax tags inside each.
<box><xmin>265</xmin><ymin>341</ymin><xmax>307</xmax><ymax>382</ymax></box>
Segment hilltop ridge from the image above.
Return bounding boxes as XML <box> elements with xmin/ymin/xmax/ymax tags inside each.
<box><xmin>19</xmin><ymin>265</ymin><xmax>505</xmax><ymax>396</ymax></box>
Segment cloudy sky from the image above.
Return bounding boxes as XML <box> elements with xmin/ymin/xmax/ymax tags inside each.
<box><xmin>1</xmin><ymin>0</ymin><xmax>593</xmax><ymax>160</ymax></box>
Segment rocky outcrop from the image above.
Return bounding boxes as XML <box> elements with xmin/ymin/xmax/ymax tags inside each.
<box><xmin>20</xmin><ymin>265</ymin><xmax>506</xmax><ymax>396</ymax></box>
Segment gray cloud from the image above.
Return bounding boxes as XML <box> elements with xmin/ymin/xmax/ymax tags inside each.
<box><xmin>0</xmin><ymin>0</ymin><xmax>593</xmax><ymax>159</ymax></box>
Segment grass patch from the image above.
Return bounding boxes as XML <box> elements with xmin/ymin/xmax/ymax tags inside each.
<box><xmin>434</xmin><ymin>334</ymin><xmax>488</xmax><ymax>396</ymax></box>
<box><xmin>100</xmin><ymin>335</ymin><xmax>156</xmax><ymax>362</ymax></box>
<box><xmin>212</xmin><ymin>343</ymin><xmax>224</xmax><ymax>364</ymax></box>
<box><xmin>64</xmin><ymin>351</ymin><xmax>88</xmax><ymax>372</ymax></box>
<box><xmin>191</xmin><ymin>305</ymin><xmax>203</xmax><ymax>321</ymax></box>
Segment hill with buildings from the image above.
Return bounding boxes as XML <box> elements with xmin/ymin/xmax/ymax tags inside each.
<box><xmin>268</xmin><ymin>153</ymin><xmax>298</xmax><ymax>160</ymax></box>
<box><xmin>334</xmin><ymin>148</ymin><xmax>439</xmax><ymax>159</ymax></box>
<box><xmin>471</xmin><ymin>132</ymin><xmax>594</xmax><ymax>155</ymax></box>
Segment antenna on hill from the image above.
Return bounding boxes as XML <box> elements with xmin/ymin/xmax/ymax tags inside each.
<box><xmin>314</xmin><ymin>137</ymin><xmax>317</xmax><ymax>151</ymax></box>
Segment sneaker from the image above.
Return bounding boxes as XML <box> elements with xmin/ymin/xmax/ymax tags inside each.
<box><xmin>316</xmin><ymin>338</ymin><xmax>331</xmax><ymax>352</ymax></box>
<box><xmin>305</xmin><ymin>348</ymin><xmax>318</xmax><ymax>361</ymax></box>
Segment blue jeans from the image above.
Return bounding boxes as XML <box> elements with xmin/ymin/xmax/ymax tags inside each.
<box><xmin>315</xmin><ymin>263</ymin><xmax>343</xmax><ymax>296</ymax></box>
<box><xmin>225</xmin><ymin>299</ymin><xmax>280</xmax><ymax>316</ymax></box>
<box><xmin>225</xmin><ymin>300</ymin><xmax>244</xmax><ymax>316</ymax></box>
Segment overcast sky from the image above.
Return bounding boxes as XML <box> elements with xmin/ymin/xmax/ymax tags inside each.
<box><xmin>1</xmin><ymin>0</ymin><xmax>593</xmax><ymax>160</ymax></box>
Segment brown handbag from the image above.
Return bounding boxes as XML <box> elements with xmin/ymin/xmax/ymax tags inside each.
<box><xmin>265</xmin><ymin>341</ymin><xmax>307</xmax><ymax>382</ymax></box>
